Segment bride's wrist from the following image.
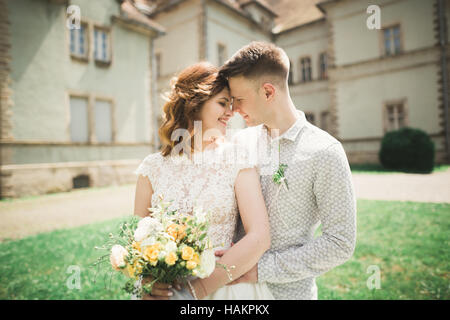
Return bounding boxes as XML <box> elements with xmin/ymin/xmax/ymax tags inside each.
<box><xmin>190</xmin><ymin>279</ymin><xmax>207</xmax><ymax>300</ymax></box>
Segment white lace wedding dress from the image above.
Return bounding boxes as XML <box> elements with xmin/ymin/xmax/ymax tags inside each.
<box><xmin>133</xmin><ymin>140</ymin><xmax>274</xmax><ymax>300</ymax></box>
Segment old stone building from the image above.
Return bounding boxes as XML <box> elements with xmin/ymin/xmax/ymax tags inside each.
<box><xmin>1</xmin><ymin>0</ymin><xmax>449</xmax><ymax>198</ymax></box>
<box><xmin>0</xmin><ymin>0</ymin><xmax>164</xmax><ymax>198</ymax></box>
<box><xmin>140</xmin><ymin>0</ymin><xmax>450</xmax><ymax>164</ymax></box>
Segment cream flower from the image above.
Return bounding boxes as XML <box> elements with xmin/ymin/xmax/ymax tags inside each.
<box><xmin>110</xmin><ymin>245</ymin><xmax>128</xmax><ymax>271</ymax></box>
<box><xmin>196</xmin><ymin>248</ymin><xmax>216</xmax><ymax>278</ymax></box>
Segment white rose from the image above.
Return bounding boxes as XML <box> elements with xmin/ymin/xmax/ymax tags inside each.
<box><xmin>140</xmin><ymin>236</ymin><xmax>157</xmax><ymax>248</ymax></box>
<box><xmin>197</xmin><ymin>248</ymin><xmax>216</xmax><ymax>278</ymax></box>
<box><xmin>134</xmin><ymin>217</ymin><xmax>163</xmax><ymax>242</ymax></box>
<box><xmin>110</xmin><ymin>245</ymin><xmax>128</xmax><ymax>270</ymax></box>
<box><xmin>164</xmin><ymin>240</ymin><xmax>177</xmax><ymax>253</ymax></box>
<box><xmin>134</xmin><ymin>226</ymin><xmax>150</xmax><ymax>242</ymax></box>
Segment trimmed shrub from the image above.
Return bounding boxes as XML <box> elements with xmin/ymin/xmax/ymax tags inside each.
<box><xmin>379</xmin><ymin>127</ymin><xmax>435</xmax><ymax>173</ymax></box>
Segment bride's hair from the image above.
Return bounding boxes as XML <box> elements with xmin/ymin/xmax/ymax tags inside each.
<box><xmin>158</xmin><ymin>62</ymin><xmax>229</xmax><ymax>157</ymax></box>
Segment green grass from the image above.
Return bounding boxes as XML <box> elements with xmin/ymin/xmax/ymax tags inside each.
<box><xmin>0</xmin><ymin>200</ymin><xmax>449</xmax><ymax>300</ymax></box>
<box><xmin>316</xmin><ymin>200</ymin><xmax>450</xmax><ymax>299</ymax></box>
<box><xmin>350</xmin><ymin>164</ymin><xmax>450</xmax><ymax>174</ymax></box>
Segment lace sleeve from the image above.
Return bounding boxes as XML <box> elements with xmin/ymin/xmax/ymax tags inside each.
<box><xmin>134</xmin><ymin>153</ymin><xmax>161</xmax><ymax>183</ymax></box>
<box><xmin>232</xmin><ymin>143</ymin><xmax>258</xmax><ymax>181</ymax></box>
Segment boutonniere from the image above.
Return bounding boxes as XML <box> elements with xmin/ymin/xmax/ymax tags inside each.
<box><xmin>272</xmin><ymin>143</ymin><xmax>289</xmax><ymax>191</ymax></box>
<box><xmin>273</xmin><ymin>163</ymin><xmax>289</xmax><ymax>190</ymax></box>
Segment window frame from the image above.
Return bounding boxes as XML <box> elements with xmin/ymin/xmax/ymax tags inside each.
<box><xmin>93</xmin><ymin>24</ymin><xmax>112</xmax><ymax>67</ymax></box>
<box><xmin>382</xmin><ymin>98</ymin><xmax>409</xmax><ymax>133</ymax></box>
<box><xmin>379</xmin><ymin>23</ymin><xmax>404</xmax><ymax>57</ymax></box>
<box><xmin>66</xmin><ymin>91</ymin><xmax>116</xmax><ymax>144</ymax></box>
<box><xmin>299</xmin><ymin>56</ymin><xmax>312</xmax><ymax>83</ymax></box>
<box><xmin>67</xmin><ymin>92</ymin><xmax>91</xmax><ymax>143</ymax></box>
<box><xmin>93</xmin><ymin>96</ymin><xmax>116</xmax><ymax>144</ymax></box>
<box><xmin>318</xmin><ymin>52</ymin><xmax>328</xmax><ymax>80</ymax></box>
<box><xmin>68</xmin><ymin>20</ymin><xmax>90</xmax><ymax>62</ymax></box>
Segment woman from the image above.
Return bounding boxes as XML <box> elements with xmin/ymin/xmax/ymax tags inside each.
<box><xmin>133</xmin><ymin>62</ymin><xmax>274</xmax><ymax>300</ymax></box>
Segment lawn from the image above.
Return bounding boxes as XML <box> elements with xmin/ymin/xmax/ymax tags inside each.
<box><xmin>350</xmin><ymin>164</ymin><xmax>450</xmax><ymax>174</ymax></box>
<box><xmin>0</xmin><ymin>199</ymin><xmax>448</xmax><ymax>300</ymax></box>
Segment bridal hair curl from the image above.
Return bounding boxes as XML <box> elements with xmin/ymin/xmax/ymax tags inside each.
<box><xmin>158</xmin><ymin>62</ymin><xmax>228</xmax><ymax>157</ymax></box>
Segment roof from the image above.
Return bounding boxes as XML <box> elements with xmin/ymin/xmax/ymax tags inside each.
<box><xmin>237</xmin><ymin>0</ymin><xmax>278</xmax><ymax>17</ymax></box>
<box><xmin>267</xmin><ymin>0</ymin><xmax>325</xmax><ymax>34</ymax></box>
<box><xmin>119</xmin><ymin>0</ymin><xmax>165</xmax><ymax>34</ymax></box>
<box><xmin>133</xmin><ymin>0</ymin><xmax>325</xmax><ymax>34</ymax></box>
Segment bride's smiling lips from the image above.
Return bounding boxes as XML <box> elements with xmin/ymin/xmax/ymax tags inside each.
<box><xmin>218</xmin><ymin>116</ymin><xmax>229</xmax><ymax>126</ymax></box>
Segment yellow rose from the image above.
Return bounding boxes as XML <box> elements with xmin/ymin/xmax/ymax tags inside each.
<box><xmin>181</xmin><ymin>246</ymin><xmax>194</xmax><ymax>261</ymax></box>
<box><xmin>167</xmin><ymin>224</ymin><xmax>187</xmax><ymax>241</ymax></box>
<box><xmin>186</xmin><ymin>260</ymin><xmax>197</xmax><ymax>270</ymax></box>
<box><xmin>143</xmin><ymin>243</ymin><xmax>161</xmax><ymax>263</ymax></box>
<box><xmin>132</xmin><ymin>241</ymin><xmax>141</xmax><ymax>252</ymax></box>
<box><xmin>192</xmin><ymin>252</ymin><xmax>200</xmax><ymax>264</ymax></box>
<box><xmin>165</xmin><ymin>251</ymin><xmax>178</xmax><ymax>266</ymax></box>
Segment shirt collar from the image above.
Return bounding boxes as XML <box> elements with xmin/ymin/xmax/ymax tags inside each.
<box><xmin>261</xmin><ymin>109</ymin><xmax>307</xmax><ymax>142</ymax></box>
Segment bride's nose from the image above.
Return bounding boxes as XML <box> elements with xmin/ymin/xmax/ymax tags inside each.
<box><xmin>223</xmin><ymin>106</ymin><xmax>233</xmax><ymax>117</ymax></box>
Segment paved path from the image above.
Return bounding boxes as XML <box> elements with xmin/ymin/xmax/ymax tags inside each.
<box><xmin>1</xmin><ymin>170</ymin><xmax>449</xmax><ymax>241</ymax></box>
<box><xmin>352</xmin><ymin>170</ymin><xmax>450</xmax><ymax>203</ymax></box>
<box><xmin>0</xmin><ymin>185</ymin><xmax>136</xmax><ymax>241</ymax></box>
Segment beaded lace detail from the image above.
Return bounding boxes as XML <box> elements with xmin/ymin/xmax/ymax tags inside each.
<box><xmin>134</xmin><ymin>141</ymin><xmax>254</xmax><ymax>249</ymax></box>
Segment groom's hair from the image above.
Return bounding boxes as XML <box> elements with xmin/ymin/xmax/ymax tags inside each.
<box><xmin>218</xmin><ymin>41</ymin><xmax>290</xmax><ymax>88</ymax></box>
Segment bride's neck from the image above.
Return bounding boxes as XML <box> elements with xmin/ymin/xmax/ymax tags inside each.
<box><xmin>192</xmin><ymin>135</ymin><xmax>223</xmax><ymax>153</ymax></box>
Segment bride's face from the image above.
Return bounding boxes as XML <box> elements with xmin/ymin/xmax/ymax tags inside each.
<box><xmin>198</xmin><ymin>88</ymin><xmax>232</xmax><ymax>138</ymax></box>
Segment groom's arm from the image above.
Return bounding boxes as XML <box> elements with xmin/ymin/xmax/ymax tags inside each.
<box><xmin>257</xmin><ymin>142</ymin><xmax>357</xmax><ymax>284</ymax></box>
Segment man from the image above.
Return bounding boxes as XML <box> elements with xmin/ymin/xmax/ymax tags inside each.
<box><xmin>215</xmin><ymin>41</ymin><xmax>357</xmax><ymax>300</ymax></box>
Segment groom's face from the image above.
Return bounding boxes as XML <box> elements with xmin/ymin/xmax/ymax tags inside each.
<box><xmin>229</xmin><ymin>76</ymin><xmax>263</xmax><ymax>127</ymax></box>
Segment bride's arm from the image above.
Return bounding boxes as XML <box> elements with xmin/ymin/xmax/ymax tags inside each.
<box><xmin>134</xmin><ymin>175</ymin><xmax>153</xmax><ymax>218</ymax></box>
<box><xmin>190</xmin><ymin>167</ymin><xmax>271</xmax><ymax>299</ymax></box>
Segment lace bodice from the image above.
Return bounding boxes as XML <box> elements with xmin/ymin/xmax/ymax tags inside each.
<box><xmin>134</xmin><ymin>141</ymin><xmax>254</xmax><ymax>249</ymax></box>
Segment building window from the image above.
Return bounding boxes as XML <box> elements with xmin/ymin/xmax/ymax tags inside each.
<box><xmin>384</xmin><ymin>102</ymin><xmax>407</xmax><ymax>132</ymax></box>
<box><xmin>73</xmin><ymin>174</ymin><xmax>90</xmax><ymax>189</ymax></box>
<box><xmin>300</xmin><ymin>57</ymin><xmax>312</xmax><ymax>82</ymax></box>
<box><xmin>70</xmin><ymin>22</ymin><xmax>89</xmax><ymax>60</ymax></box>
<box><xmin>305</xmin><ymin>112</ymin><xmax>315</xmax><ymax>124</ymax></box>
<box><xmin>321</xmin><ymin>111</ymin><xmax>330</xmax><ymax>131</ymax></box>
<box><xmin>319</xmin><ymin>52</ymin><xmax>328</xmax><ymax>80</ymax></box>
<box><xmin>218</xmin><ymin>43</ymin><xmax>227</xmax><ymax>66</ymax></box>
<box><xmin>155</xmin><ymin>52</ymin><xmax>161</xmax><ymax>78</ymax></box>
<box><xmin>383</xmin><ymin>25</ymin><xmax>401</xmax><ymax>56</ymax></box>
<box><xmin>69</xmin><ymin>96</ymin><xmax>89</xmax><ymax>142</ymax></box>
<box><xmin>288</xmin><ymin>60</ymin><xmax>294</xmax><ymax>84</ymax></box>
<box><xmin>94</xmin><ymin>99</ymin><xmax>113</xmax><ymax>143</ymax></box>
<box><xmin>94</xmin><ymin>27</ymin><xmax>111</xmax><ymax>64</ymax></box>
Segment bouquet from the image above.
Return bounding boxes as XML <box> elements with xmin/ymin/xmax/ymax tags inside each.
<box><xmin>95</xmin><ymin>195</ymin><xmax>216</xmax><ymax>298</ymax></box>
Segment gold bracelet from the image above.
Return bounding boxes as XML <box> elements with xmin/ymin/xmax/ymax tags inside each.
<box><xmin>187</xmin><ymin>280</ymin><xmax>198</xmax><ymax>300</ymax></box>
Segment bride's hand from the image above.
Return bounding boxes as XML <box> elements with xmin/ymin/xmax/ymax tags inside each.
<box><xmin>141</xmin><ymin>276</ymin><xmax>173</xmax><ymax>300</ymax></box>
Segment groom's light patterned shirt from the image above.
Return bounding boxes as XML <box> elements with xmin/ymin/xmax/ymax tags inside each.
<box><xmin>232</xmin><ymin>110</ymin><xmax>357</xmax><ymax>300</ymax></box>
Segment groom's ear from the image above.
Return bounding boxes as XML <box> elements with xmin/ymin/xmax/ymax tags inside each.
<box><xmin>261</xmin><ymin>82</ymin><xmax>276</xmax><ymax>101</ymax></box>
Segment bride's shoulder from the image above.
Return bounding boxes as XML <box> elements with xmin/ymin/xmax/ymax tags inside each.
<box><xmin>143</xmin><ymin>151</ymin><xmax>163</xmax><ymax>160</ymax></box>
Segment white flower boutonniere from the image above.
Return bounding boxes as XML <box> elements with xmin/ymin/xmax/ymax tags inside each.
<box><xmin>272</xmin><ymin>163</ymin><xmax>289</xmax><ymax>191</ymax></box>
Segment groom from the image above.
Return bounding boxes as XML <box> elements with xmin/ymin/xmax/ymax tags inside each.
<box><xmin>216</xmin><ymin>41</ymin><xmax>357</xmax><ymax>300</ymax></box>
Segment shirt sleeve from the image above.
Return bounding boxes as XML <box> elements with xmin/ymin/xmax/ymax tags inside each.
<box><xmin>257</xmin><ymin>142</ymin><xmax>357</xmax><ymax>283</ymax></box>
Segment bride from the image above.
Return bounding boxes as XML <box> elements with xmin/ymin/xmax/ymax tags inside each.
<box><xmin>133</xmin><ymin>62</ymin><xmax>274</xmax><ymax>300</ymax></box>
